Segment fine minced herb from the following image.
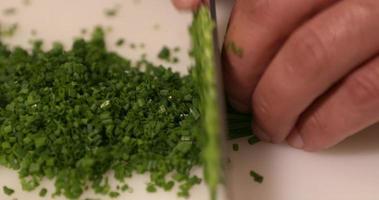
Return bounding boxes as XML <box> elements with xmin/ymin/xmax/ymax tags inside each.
<box><xmin>109</xmin><ymin>191</ymin><xmax>120</xmax><ymax>198</ymax></box>
<box><xmin>39</xmin><ymin>188</ymin><xmax>48</xmax><ymax>197</ymax></box>
<box><xmin>31</xmin><ymin>29</ymin><xmax>37</xmax><ymax>36</ymax></box>
<box><xmin>3</xmin><ymin>186</ymin><xmax>15</xmax><ymax>196</ymax></box>
<box><xmin>115</xmin><ymin>38</ymin><xmax>125</xmax><ymax>47</ymax></box>
<box><xmin>158</xmin><ymin>46</ymin><xmax>180</xmax><ymax>64</ymax></box>
<box><xmin>121</xmin><ymin>184</ymin><xmax>129</xmax><ymax>192</ymax></box>
<box><xmin>226</xmin><ymin>41</ymin><xmax>243</xmax><ymax>58</ymax></box>
<box><xmin>0</xmin><ymin>6</ymin><xmax>256</xmax><ymax>200</ymax></box>
<box><xmin>81</xmin><ymin>28</ymin><xmax>87</xmax><ymax>35</ymax></box>
<box><xmin>158</xmin><ymin>46</ymin><xmax>171</xmax><ymax>61</ymax></box>
<box><xmin>0</xmin><ymin>23</ymin><xmax>18</xmax><ymax>38</ymax></box>
<box><xmin>232</xmin><ymin>144</ymin><xmax>239</xmax><ymax>151</ymax></box>
<box><xmin>0</xmin><ymin>27</ymin><xmax>202</xmax><ymax>199</ymax></box>
<box><xmin>174</xmin><ymin>47</ymin><xmax>181</xmax><ymax>52</ymax></box>
<box><xmin>104</xmin><ymin>5</ymin><xmax>120</xmax><ymax>17</ymax></box>
<box><xmin>129</xmin><ymin>43</ymin><xmax>136</xmax><ymax>49</ymax></box>
<box><xmin>172</xmin><ymin>57</ymin><xmax>179</xmax><ymax>64</ymax></box>
<box><xmin>146</xmin><ymin>184</ymin><xmax>157</xmax><ymax>193</ymax></box>
<box><xmin>248</xmin><ymin>135</ymin><xmax>260</xmax><ymax>145</ymax></box>
<box><xmin>250</xmin><ymin>170</ymin><xmax>264</xmax><ymax>183</ymax></box>
<box><xmin>2</xmin><ymin>8</ymin><xmax>17</xmax><ymax>16</ymax></box>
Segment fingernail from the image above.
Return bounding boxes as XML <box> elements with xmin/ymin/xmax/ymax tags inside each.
<box><xmin>252</xmin><ymin>125</ymin><xmax>271</xmax><ymax>142</ymax></box>
<box><xmin>287</xmin><ymin>132</ymin><xmax>304</xmax><ymax>149</ymax></box>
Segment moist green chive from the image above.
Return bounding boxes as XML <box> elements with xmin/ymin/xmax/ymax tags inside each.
<box><xmin>226</xmin><ymin>41</ymin><xmax>243</xmax><ymax>58</ymax></box>
<box><xmin>146</xmin><ymin>184</ymin><xmax>157</xmax><ymax>193</ymax></box>
<box><xmin>232</xmin><ymin>143</ymin><xmax>239</xmax><ymax>151</ymax></box>
<box><xmin>158</xmin><ymin>46</ymin><xmax>171</xmax><ymax>61</ymax></box>
<box><xmin>3</xmin><ymin>8</ymin><xmax>17</xmax><ymax>16</ymax></box>
<box><xmin>248</xmin><ymin>135</ymin><xmax>260</xmax><ymax>145</ymax></box>
<box><xmin>39</xmin><ymin>188</ymin><xmax>48</xmax><ymax>197</ymax></box>
<box><xmin>116</xmin><ymin>38</ymin><xmax>125</xmax><ymax>46</ymax></box>
<box><xmin>250</xmin><ymin>170</ymin><xmax>264</xmax><ymax>183</ymax></box>
<box><xmin>0</xmin><ymin>23</ymin><xmax>18</xmax><ymax>37</ymax></box>
<box><xmin>0</xmin><ymin>27</ymin><xmax>201</xmax><ymax>199</ymax></box>
<box><xmin>3</xmin><ymin>186</ymin><xmax>15</xmax><ymax>196</ymax></box>
<box><xmin>109</xmin><ymin>191</ymin><xmax>120</xmax><ymax>198</ymax></box>
<box><xmin>121</xmin><ymin>184</ymin><xmax>129</xmax><ymax>192</ymax></box>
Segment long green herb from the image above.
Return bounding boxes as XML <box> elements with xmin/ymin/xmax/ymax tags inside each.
<box><xmin>190</xmin><ymin>6</ymin><xmax>221</xmax><ymax>200</ymax></box>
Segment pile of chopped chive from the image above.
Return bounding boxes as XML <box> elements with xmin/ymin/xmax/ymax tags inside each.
<box><xmin>0</xmin><ymin>28</ymin><xmax>202</xmax><ymax>199</ymax></box>
<box><xmin>0</xmin><ymin>5</ymin><xmax>258</xmax><ymax>200</ymax></box>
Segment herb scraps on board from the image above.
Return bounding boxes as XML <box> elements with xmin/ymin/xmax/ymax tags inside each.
<box><xmin>248</xmin><ymin>135</ymin><xmax>260</xmax><ymax>145</ymax></box>
<box><xmin>3</xmin><ymin>186</ymin><xmax>15</xmax><ymax>196</ymax></box>
<box><xmin>158</xmin><ymin>46</ymin><xmax>179</xmax><ymax>64</ymax></box>
<box><xmin>0</xmin><ymin>4</ymin><xmax>259</xmax><ymax>200</ymax></box>
<box><xmin>232</xmin><ymin>144</ymin><xmax>239</xmax><ymax>151</ymax></box>
<box><xmin>0</xmin><ymin>23</ymin><xmax>18</xmax><ymax>38</ymax></box>
<box><xmin>104</xmin><ymin>5</ymin><xmax>121</xmax><ymax>17</ymax></box>
<box><xmin>115</xmin><ymin>38</ymin><xmax>125</xmax><ymax>47</ymax></box>
<box><xmin>0</xmin><ymin>27</ymin><xmax>202</xmax><ymax>199</ymax></box>
<box><xmin>2</xmin><ymin>7</ymin><xmax>17</xmax><ymax>16</ymax></box>
<box><xmin>250</xmin><ymin>170</ymin><xmax>264</xmax><ymax>184</ymax></box>
<box><xmin>39</xmin><ymin>188</ymin><xmax>48</xmax><ymax>197</ymax></box>
<box><xmin>226</xmin><ymin>41</ymin><xmax>243</xmax><ymax>58</ymax></box>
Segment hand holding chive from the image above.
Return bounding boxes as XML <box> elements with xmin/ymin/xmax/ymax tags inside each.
<box><xmin>173</xmin><ymin>0</ymin><xmax>379</xmax><ymax>151</ymax></box>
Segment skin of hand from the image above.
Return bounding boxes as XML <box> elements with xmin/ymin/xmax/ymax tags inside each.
<box><xmin>172</xmin><ymin>0</ymin><xmax>379</xmax><ymax>152</ymax></box>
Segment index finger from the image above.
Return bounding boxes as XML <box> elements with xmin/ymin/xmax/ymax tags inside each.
<box><xmin>171</xmin><ymin>0</ymin><xmax>207</xmax><ymax>10</ymax></box>
<box><xmin>223</xmin><ymin>0</ymin><xmax>337</xmax><ymax>113</ymax></box>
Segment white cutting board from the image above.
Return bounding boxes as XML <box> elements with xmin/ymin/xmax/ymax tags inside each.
<box><xmin>1</xmin><ymin>1</ymin><xmax>379</xmax><ymax>200</ymax></box>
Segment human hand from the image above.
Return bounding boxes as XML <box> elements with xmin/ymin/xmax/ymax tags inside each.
<box><xmin>171</xmin><ymin>0</ymin><xmax>208</xmax><ymax>10</ymax></box>
<box><xmin>173</xmin><ymin>0</ymin><xmax>379</xmax><ymax>151</ymax></box>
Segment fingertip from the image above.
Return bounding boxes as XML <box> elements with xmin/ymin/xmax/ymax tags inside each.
<box><xmin>252</xmin><ymin>124</ymin><xmax>271</xmax><ymax>142</ymax></box>
<box><xmin>171</xmin><ymin>0</ymin><xmax>201</xmax><ymax>10</ymax></box>
<box><xmin>286</xmin><ymin>130</ymin><xmax>304</xmax><ymax>149</ymax></box>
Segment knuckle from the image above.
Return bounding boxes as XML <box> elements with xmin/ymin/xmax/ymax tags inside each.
<box><xmin>348</xmin><ymin>0</ymin><xmax>379</xmax><ymax>16</ymax></box>
<box><xmin>344</xmin><ymin>66</ymin><xmax>379</xmax><ymax>106</ymax></box>
<box><xmin>286</xmin><ymin>25</ymin><xmax>331</xmax><ymax>74</ymax></box>
<box><xmin>236</xmin><ymin>0</ymin><xmax>277</xmax><ymax>30</ymax></box>
<box><xmin>238</xmin><ymin>0</ymin><xmax>274</xmax><ymax>15</ymax></box>
<box><xmin>299</xmin><ymin>111</ymin><xmax>332</xmax><ymax>150</ymax></box>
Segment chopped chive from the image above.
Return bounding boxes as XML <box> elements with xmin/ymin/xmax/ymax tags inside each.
<box><xmin>250</xmin><ymin>170</ymin><xmax>264</xmax><ymax>183</ymax></box>
<box><xmin>116</xmin><ymin>38</ymin><xmax>125</xmax><ymax>46</ymax></box>
<box><xmin>232</xmin><ymin>143</ymin><xmax>239</xmax><ymax>151</ymax></box>
<box><xmin>158</xmin><ymin>46</ymin><xmax>170</xmax><ymax>61</ymax></box>
<box><xmin>3</xmin><ymin>8</ymin><xmax>17</xmax><ymax>16</ymax></box>
<box><xmin>109</xmin><ymin>191</ymin><xmax>120</xmax><ymax>198</ymax></box>
<box><xmin>226</xmin><ymin>41</ymin><xmax>243</xmax><ymax>58</ymax></box>
<box><xmin>146</xmin><ymin>184</ymin><xmax>157</xmax><ymax>193</ymax></box>
<box><xmin>3</xmin><ymin>186</ymin><xmax>15</xmax><ymax>196</ymax></box>
<box><xmin>39</xmin><ymin>188</ymin><xmax>48</xmax><ymax>197</ymax></box>
<box><xmin>248</xmin><ymin>135</ymin><xmax>260</xmax><ymax>145</ymax></box>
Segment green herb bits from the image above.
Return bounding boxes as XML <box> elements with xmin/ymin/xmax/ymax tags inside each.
<box><xmin>0</xmin><ymin>28</ymin><xmax>201</xmax><ymax>199</ymax></box>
